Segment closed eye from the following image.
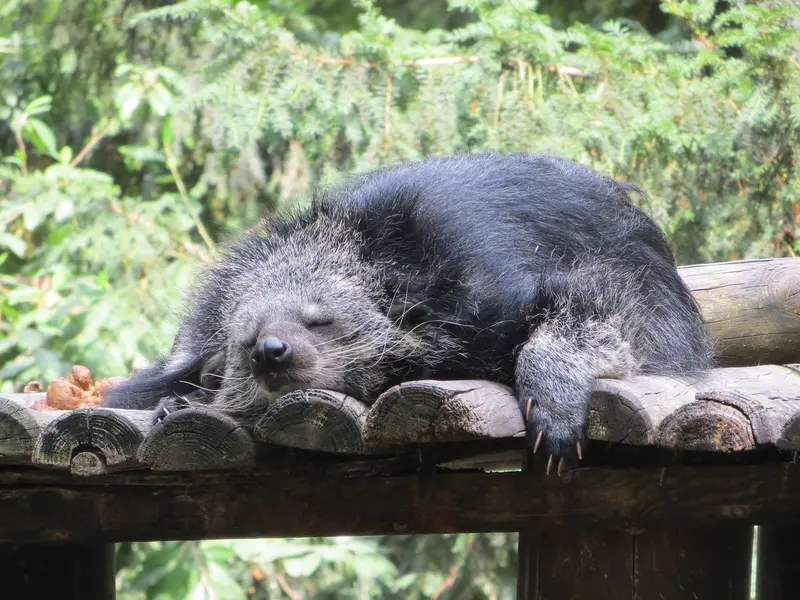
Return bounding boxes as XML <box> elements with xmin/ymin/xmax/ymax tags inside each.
<box><xmin>306</xmin><ymin>316</ymin><xmax>334</xmax><ymax>328</ymax></box>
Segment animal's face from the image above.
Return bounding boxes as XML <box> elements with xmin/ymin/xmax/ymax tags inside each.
<box><xmin>193</xmin><ymin>223</ymin><xmax>428</xmax><ymax>412</ymax></box>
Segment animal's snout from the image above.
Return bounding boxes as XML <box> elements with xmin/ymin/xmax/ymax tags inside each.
<box><xmin>250</xmin><ymin>336</ymin><xmax>293</xmax><ymax>375</ymax></box>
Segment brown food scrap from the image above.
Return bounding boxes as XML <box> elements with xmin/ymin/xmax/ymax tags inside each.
<box><xmin>35</xmin><ymin>366</ymin><xmax>128</xmax><ymax>411</ymax></box>
<box><xmin>23</xmin><ymin>381</ymin><xmax>44</xmax><ymax>393</ymax></box>
<box><xmin>46</xmin><ymin>378</ymin><xmax>85</xmax><ymax>410</ymax></box>
<box><xmin>67</xmin><ymin>365</ymin><xmax>93</xmax><ymax>391</ymax></box>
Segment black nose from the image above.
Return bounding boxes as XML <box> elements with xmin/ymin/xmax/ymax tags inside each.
<box><xmin>250</xmin><ymin>337</ymin><xmax>293</xmax><ymax>374</ymax></box>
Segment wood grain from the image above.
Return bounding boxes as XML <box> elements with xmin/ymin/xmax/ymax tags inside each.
<box><xmin>679</xmin><ymin>258</ymin><xmax>800</xmax><ymax>366</ymax></box>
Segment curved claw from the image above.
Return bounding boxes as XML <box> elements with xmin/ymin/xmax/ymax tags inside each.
<box><xmin>533</xmin><ymin>431</ymin><xmax>543</xmax><ymax>454</ymax></box>
<box><xmin>546</xmin><ymin>454</ymin><xmax>554</xmax><ymax>475</ymax></box>
<box><xmin>525</xmin><ymin>397</ymin><xmax>533</xmax><ymax>421</ymax></box>
<box><xmin>557</xmin><ymin>455</ymin><xmax>568</xmax><ymax>476</ymax></box>
<box><xmin>576</xmin><ymin>441</ymin><xmax>583</xmax><ymax>461</ymax></box>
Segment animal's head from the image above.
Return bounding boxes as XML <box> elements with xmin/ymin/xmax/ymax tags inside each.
<box><xmin>171</xmin><ymin>215</ymin><xmax>431</xmax><ymax>412</ymax></box>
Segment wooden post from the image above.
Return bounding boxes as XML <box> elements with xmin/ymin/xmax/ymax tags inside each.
<box><xmin>755</xmin><ymin>525</ymin><xmax>800</xmax><ymax>600</ymax></box>
<box><xmin>517</xmin><ymin>525</ymin><xmax>753</xmax><ymax>600</ymax></box>
<box><xmin>0</xmin><ymin>543</ymin><xmax>115</xmax><ymax>599</ymax></box>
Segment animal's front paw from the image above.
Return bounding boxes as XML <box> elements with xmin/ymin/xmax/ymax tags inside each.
<box><xmin>520</xmin><ymin>396</ymin><xmax>585</xmax><ymax>475</ymax></box>
<box><xmin>151</xmin><ymin>395</ymin><xmax>193</xmax><ymax>426</ymax></box>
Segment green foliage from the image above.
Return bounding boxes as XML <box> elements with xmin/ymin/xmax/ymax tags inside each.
<box><xmin>0</xmin><ymin>0</ymin><xmax>798</xmax><ymax>596</ymax></box>
<box><xmin>115</xmin><ymin>535</ymin><xmax>517</xmax><ymax>599</ymax></box>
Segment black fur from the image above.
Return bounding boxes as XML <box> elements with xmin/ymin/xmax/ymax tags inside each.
<box><xmin>103</xmin><ymin>153</ymin><xmax>713</xmax><ymax>458</ymax></box>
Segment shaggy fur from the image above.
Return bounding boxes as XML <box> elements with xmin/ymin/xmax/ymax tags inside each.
<box><xmin>103</xmin><ymin>153</ymin><xmax>714</xmax><ymax>458</ymax></box>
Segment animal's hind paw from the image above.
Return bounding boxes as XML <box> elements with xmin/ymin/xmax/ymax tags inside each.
<box><xmin>521</xmin><ymin>396</ymin><xmax>585</xmax><ymax>475</ymax></box>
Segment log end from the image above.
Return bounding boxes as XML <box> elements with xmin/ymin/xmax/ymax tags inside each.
<box><xmin>253</xmin><ymin>390</ymin><xmax>369</xmax><ymax>454</ymax></box>
<box><xmin>0</xmin><ymin>395</ymin><xmax>46</xmax><ymax>461</ymax></box>
<box><xmin>138</xmin><ymin>407</ymin><xmax>255</xmax><ymax>471</ymax></box>
<box><xmin>657</xmin><ymin>400</ymin><xmax>755</xmax><ymax>452</ymax></box>
<box><xmin>32</xmin><ymin>407</ymin><xmax>148</xmax><ymax>473</ymax></box>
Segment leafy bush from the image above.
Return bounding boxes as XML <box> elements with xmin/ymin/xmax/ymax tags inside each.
<box><xmin>115</xmin><ymin>534</ymin><xmax>517</xmax><ymax>599</ymax></box>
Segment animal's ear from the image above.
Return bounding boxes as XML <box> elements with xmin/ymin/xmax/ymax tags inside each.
<box><xmin>388</xmin><ymin>299</ymin><xmax>431</xmax><ymax>327</ymax></box>
<box><xmin>101</xmin><ymin>351</ymin><xmax>206</xmax><ymax>410</ymax></box>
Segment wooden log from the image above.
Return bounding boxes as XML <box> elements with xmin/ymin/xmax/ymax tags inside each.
<box><xmin>657</xmin><ymin>398</ymin><xmax>756</xmax><ymax>452</ymax></box>
<box><xmin>693</xmin><ymin>364</ymin><xmax>800</xmax><ymax>400</ymax></box>
<box><xmin>253</xmin><ymin>389</ymin><xmax>369</xmax><ymax>453</ymax></box>
<box><xmin>678</xmin><ymin>258</ymin><xmax>800</xmax><ymax>366</ymax></box>
<box><xmin>587</xmin><ymin>376</ymin><xmax>696</xmax><ymax>445</ymax></box>
<box><xmin>138</xmin><ymin>406</ymin><xmax>254</xmax><ymax>471</ymax></box>
<box><xmin>361</xmin><ymin>365</ymin><xmax>800</xmax><ymax>451</ymax></box>
<box><xmin>364</xmin><ymin>380</ymin><xmax>525</xmax><ymax>445</ymax></box>
<box><xmin>32</xmin><ymin>407</ymin><xmax>152</xmax><ymax>475</ymax></box>
<box><xmin>0</xmin><ymin>394</ymin><xmax>63</xmax><ymax>463</ymax></box>
<box><xmin>657</xmin><ymin>365</ymin><xmax>800</xmax><ymax>451</ymax></box>
<box><xmin>0</xmin><ymin>543</ymin><xmax>115</xmax><ymax>600</ymax></box>
<box><xmin>1</xmin><ymin>462</ymin><xmax>800</xmax><ymax>543</ymax></box>
<box><xmin>517</xmin><ymin>525</ymin><xmax>753</xmax><ymax>600</ymax></box>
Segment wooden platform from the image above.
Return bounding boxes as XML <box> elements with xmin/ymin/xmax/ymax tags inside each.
<box><xmin>0</xmin><ymin>362</ymin><xmax>799</xmax><ymax>544</ymax></box>
<box><xmin>2</xmin><ymin>364</ymin><xmax>800</xmax><ymax>477</ymax></box>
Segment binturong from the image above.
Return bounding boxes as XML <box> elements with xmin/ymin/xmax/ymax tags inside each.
<box><xmin>102</xmin><ymin>153</ymin><xmax>713</xmax><ymax>466</ymax></box>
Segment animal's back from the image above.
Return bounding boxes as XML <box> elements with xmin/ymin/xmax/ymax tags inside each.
<box><xmin>319</xmin><ymin>153</ymin><xmax>710</xmax><ymax>377</ymax></box>
<box><xmin>326</xmin><ymin>154</ymin><xmax>670</xmax><ymax>268</ymax></box>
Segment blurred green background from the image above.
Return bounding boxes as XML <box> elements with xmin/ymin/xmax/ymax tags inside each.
<box><xmin>0</xmin><ymin>0</ymin><xmax>797</xmax><ymax>597</ymax></box>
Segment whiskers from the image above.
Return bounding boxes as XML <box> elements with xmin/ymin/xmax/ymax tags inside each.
<box><xmin>211</xmin><ymin>377</ymin><xmax>264</xmax><ymax>415</ymax></box>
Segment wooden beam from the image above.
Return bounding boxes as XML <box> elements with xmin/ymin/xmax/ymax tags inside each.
<box><xmin>0</xmin><ymin>462</ymin><xmax>799</xmax><ymax>543</ymax></box>
<box><xmin>517</xmin><ymin>525</ymin><xmax>754</xmax><ymax>600</ymax></box>
<box><xmin>678</xmin><ymin>258</ymin><xmax>800</xmax><ymax>366</ymax></box>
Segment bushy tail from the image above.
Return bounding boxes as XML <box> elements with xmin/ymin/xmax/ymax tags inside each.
<box><xmin>101</xmin><ymin>355</ymin><xmax>204</xmax><ymax>410</ymax></box>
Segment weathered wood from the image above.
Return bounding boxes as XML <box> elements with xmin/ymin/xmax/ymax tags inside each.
<box><xmin>0</xmin><ymin>394</ymin><xmax>63</xmax><ymax>462</ymax></box>
<box><xmin>696</xmin><ymin>390</ymin><xmax>800</xmax><ymax>446</ymax></box>
<box><xmin>679</xmin><ymin>258</ymin><xmax>800</xmax><ymax>366</ymax></box>
<box><xmin>656</xmin><ymin>364</ymin><xmax>800</xmax><ymax>451</ymax></box>
<box><xmin>253</xmin><ymin>389</ymin><xmax>369</xmax><ymax>453</ymax></box>
<box><xmin>138</xmin><ymin>406</ymin><xmax>255</xmax><ymax>471</ymax></box>
<box><xmin>361</xmin><ymin>365</ymin><xmax>800</xmax><ymax>451</ymax></box>
<box><xmin>755</xmin><ymin>525</ymin><xmax>800</xmax><ymax>600</ymax></box>
<box><xmin>517</xmin><ymin>527</ymin><xmax>634</xmax><ymax>600</ymax></box>
<box><xmin>32</xmin><ymin>407</ymin><xmax>152</xmax><ymax>475</ymax></box>
<box><xmin>0</xmin><ymin>462</ymin><xmax>799</xmax><ymax>543</ymax></box>
<box><xmin>0</xmin><ymin>362</ymin><xmax>797</xmax><ymax>473</ymax></box>
<box><xmin>518</xmin><ymin>525</ymin><xmax>752</xmax><ymax>600</ymax></box>
<box><xmin>0</xmin><ymin>543</ymin><xmax>115</xmax><ymax>600</ymax></box>
<box><xmin>657</xmin><ymin>400</ymin><xmax>756</xmax><ymax>452</ymax></box>
<box><xmin>364</xmin><ymin>380</ymin><xmax>525</xmax><ymax>445</ymax></box>
<box><xmin>587</xmin><ymin>376</ymin><xmax>696</xmax><ymax>445</ymax></box>
<box><xmin>632</xmin><ymin>525</ymin><xmax>753</xmax><ymax>600</ymax></box>
<box><xmin>693</xmin><ymin>364</ymin><xmax>800</xmax><ymax>400</ymax></box>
